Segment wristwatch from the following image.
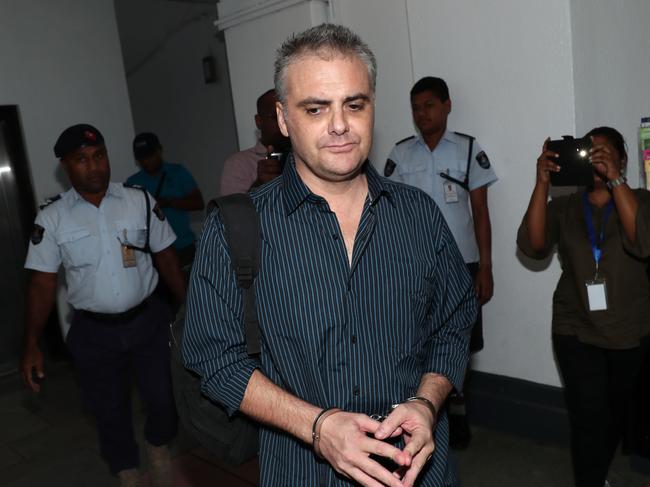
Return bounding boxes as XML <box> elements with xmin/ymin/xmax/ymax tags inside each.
<box><xmin>607</xmin><ymin>175</ymin><xmax>627</xmax><ymax>190</ymax></box>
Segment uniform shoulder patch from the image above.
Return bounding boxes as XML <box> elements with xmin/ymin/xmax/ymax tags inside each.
<box><xmin>153</xmin><ymin>203</ymin><xmax>165</xmax><ymax>221</ymax></box>
<box><xmin>30</xmin><ymin>224</ymin><xmax>45</xmax><ymax>245</ymax></box>
<box><xmin>38</xmin><ymin>194</ymin><xmax>61</xmax><ymax>210</ymax></box>
<box><xmin>395</xmin><ymin>135</ymin><xmax>416</xmax><ymax>146</ymax></box>
<box><xmin>384</xmin><ymin>158</ymin><xmax>397</xmax><ymax>177</ymax></box>
<box><xmin>453</xmin><ymin>131</ymin><xmax>475</xmax><ymax>141</ymax></box>
<box><xmin>476</xmin><ymin>150</ymin><xmax>491</xmax><ymax>169</ymax></box>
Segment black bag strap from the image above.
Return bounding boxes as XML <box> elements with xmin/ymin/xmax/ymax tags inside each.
<box><xmin>439</xmin><ymin>134</ymin><xmax>474</xmax><ymax>191</ymax></box>
<box><xmin>213</xmin><ymin>193</ymin><xmax>261</xmax><ymax>356</ymax></box>
<box><xmin>464</xmin><ymin>136</ymin><xmax>474</xmax><ymax>188</ymax></box>
<box><xmin>121</xmin><ymin>184</ymin><xmax>152</xmax><ymax>253</ymax></box>
<box><xmin>143</xmin><ymin>189</ymin><xmax>152</xmax><ymax>253</ymax></box>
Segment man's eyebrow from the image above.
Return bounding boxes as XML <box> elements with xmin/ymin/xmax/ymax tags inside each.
<box><xmin>344</xmin><ymin>93</ymin><xmax>371</xmax><ymax>104</ymax></box>
<box><xmin>297</xmin><ymin>98</ymin><xmax>331</xmax><ymax>107</ymax></box>
<box><xmin>296</xmin><ymin>93</ymin><xmax>372</xmax><ymax>108</ymax></box>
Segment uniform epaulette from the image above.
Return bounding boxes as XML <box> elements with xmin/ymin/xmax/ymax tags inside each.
<box><xmin>123</xmin><ymin>182</ymin><xmax>145</xmax><ymax>190</ymax></box>
<box><xmin>39</xmin><ymin>194</ymin><xmax>61</xmax><ymax>210</ymax></box>
<box><xmin>396</xmin><ymin>135</ymin><xmax>416</xmax><ymax>145</ymax></box>
<box><xmin>453</xmin><ymin>131</ymin><xmax>475</xmax><ymax>141</ymax></box>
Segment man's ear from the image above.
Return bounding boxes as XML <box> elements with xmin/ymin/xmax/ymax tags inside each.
<box><xmin>255</xmin><ymin>114</ymin><xmax>262</xmax><ymax>130</ymax></box>
<box><xmin>59</xmin><ymin>158</ymin><xmax>71</xmax><ymax>177</ymax></box>
<box><xmin>276</xmin><ymin>102</ymin><xmax>290</xmax><ymax>137</ymax></box>
<box><xmin>444</xmin><ymin>98</ymin><xmax>452</xmax><ymax>115</ymax></box>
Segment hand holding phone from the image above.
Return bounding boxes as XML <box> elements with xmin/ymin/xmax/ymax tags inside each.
<box><xmin>547</xmin><ymin>136</ymin><xmax>593</xmax><ymax>187</ymax></box>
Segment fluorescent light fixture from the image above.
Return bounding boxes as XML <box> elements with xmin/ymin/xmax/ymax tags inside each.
<box><xmin>0</xmin><ymin>166</ymin><xmax>12</xmax><ymax>175</ymax></box>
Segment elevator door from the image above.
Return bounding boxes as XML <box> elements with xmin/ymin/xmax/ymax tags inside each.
<box><xmin>0</xmin><ymin>107</ymin><xmax>38</xmax><ymax>377</ymax></box>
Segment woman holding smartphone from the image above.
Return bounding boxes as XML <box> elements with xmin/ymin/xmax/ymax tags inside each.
<box><xmin>517</xmin><ymin>126</ymin><xmax>650</xmax><ymax>487</ymax></box>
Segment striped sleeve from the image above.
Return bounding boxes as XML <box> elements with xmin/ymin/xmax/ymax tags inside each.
<box><xmin>426</xmin><ymin>204</ymin><xmax>476</xmax><ymax>391</ymax></box>
<box><xmin>182</xmin><ymin>210</ymin><xmax>258</xmax><ymax>415</ymax></box>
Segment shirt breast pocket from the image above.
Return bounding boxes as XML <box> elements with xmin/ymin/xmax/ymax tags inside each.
<box><xmin>58</xmin><ymin>229</ymin><xmax>98</xmax><ymax>269</ymax></box>
<box><xmin>440</xmin><ymin>166</ymin><xmax>467</xmax><ymax>186</ymax></box>
<box><xmin>116</xmin><ymin>220</ymin><xmax>148</xmax><ymax>249</ymax></box>
<box><xmin>383</xmin><ymin>260</ymin><xmax>433</xmax><ymax>351</ymax></box>
<box><xmin>397</xmin><ymin>161</ymin><xmax>428</xmax><ymax>186</ymax></box>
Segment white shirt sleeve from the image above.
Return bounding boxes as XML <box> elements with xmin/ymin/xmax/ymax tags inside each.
<box><xmin>24</xmin><ymin>210</ymin><xmax>62</xmax><ymax>273</ymax></box>
<box><xmin>467</xmin><ymin>140</ymin><xmax>498</xmax><ymax>191</ymax></box>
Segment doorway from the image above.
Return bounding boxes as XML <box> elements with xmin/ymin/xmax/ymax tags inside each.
<box><xmin>0</xmin><ymin>106</ymin><xmax>61</xmax><ymax>377</ymax></box>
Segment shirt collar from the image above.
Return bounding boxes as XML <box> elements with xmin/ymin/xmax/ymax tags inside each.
<box><xmin>281</xmin><ymin>153</ymin><xmax>393</xmax><ymax>214</ymax></box>
<box><xmin>66</xmin><ymin>182</ymin><xmax>122</xmax><ymax>207</ymax></box>
<box><xmin>416</xmin><ymin>129</ymin><xmax>456</xmax><ymax>149</ymax></box>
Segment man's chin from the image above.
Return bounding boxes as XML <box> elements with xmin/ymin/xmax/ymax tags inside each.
<box><xmin>84</xmin><ymin>181</ymin><xmax>109</xmax><ymax>194</ymax></box>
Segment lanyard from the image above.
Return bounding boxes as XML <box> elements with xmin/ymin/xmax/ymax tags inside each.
<box><xmin>582</xmin><ymin>192</ymin><xmax>614</xmax><ymax>271</ymax></box>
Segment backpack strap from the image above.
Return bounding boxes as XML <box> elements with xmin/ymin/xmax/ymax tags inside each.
<box><xmin>213</xmin><ymin>193</ymin><xmax>261</xmax><ymax>356</ymax></box>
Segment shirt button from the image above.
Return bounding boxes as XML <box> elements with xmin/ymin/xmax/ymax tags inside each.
<box><xmin>353</xmin><ymin>386</ymin><xmax>360</xmax><ymax>396</ymax></box>
<box><xmin>332</xmin><ymin>234</ymin><xmax>339</xmax><ymax>240</ymax></box>
<box><xmin>351</xmin><ymin>335</ymin><xmax>357</xmax><ymax>344</ymax></box>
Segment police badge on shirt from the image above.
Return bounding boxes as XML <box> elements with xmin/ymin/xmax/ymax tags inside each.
<box><xmin>476</xmin><ymin>151</ymin><xmax>491</xmax><ymax>169</ymax></box>
<box><xmin>31</xmin><ymin>224</ymin><xmax>45</xmax><ymax>245</ymax></box>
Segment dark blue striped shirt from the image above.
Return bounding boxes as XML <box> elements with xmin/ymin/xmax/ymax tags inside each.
<box><xmin>184</xmin><ymin>158</ymin><xmax>476</xmax><ymax>486</ymax></box>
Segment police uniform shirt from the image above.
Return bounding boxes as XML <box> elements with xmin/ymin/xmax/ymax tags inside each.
<box><xmin>386</xmin><ymin>130</ymin><xmax>497</xmax><ymax>263</ymax></box>
<box><xmin>25</xmin><ymin>183</ymin><xmax>176</xmax><ymax>313</ymax></box>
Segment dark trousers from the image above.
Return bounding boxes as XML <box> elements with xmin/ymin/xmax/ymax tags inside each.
<box><xmin>155</xmin><ymin>241</ymin><xmax>195</xmax><ymax>311</ymax></box>
<box><xmin>66</xmin><ymin>295</ymin><xmax>178</xmax><ymax>473</ymax></box>
<box><xmin>553</xmin><ymin>334</ymin><xmax>650</xmax><ymax>487</ymax></box>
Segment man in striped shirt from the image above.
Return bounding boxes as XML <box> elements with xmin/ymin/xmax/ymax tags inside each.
<box><xmin>184</xmin><ymin>23</ymin><xmax>476</xmax><ymax>487</ymax></box>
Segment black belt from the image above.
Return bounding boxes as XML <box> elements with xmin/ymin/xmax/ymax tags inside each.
<box><xmin>81</xmin><ymin>298</ymin><xmax>149</xmax><ymax>325</ymax></box>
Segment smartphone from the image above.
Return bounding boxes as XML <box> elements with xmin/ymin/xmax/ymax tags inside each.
<box><xmin>267</xmin><ymin>152</ymin><xmax>283</xmax><ymax>160</ymax></box>
<box><xmin>547</xmin><ymin>136</ymin><xmax>593</xmax><ymax>187</ymax></box>
<box><xmin>267</xmin><ymin>151</ymin><xmax>287</xmax><ymax>170</ymax></box>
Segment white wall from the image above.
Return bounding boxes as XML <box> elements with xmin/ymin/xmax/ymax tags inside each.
<box><xmin>571</xmin><ymin>0</ymin><xmax>650</xmax><ymax>188</ymax></box>
<box><xmin>0</xmin><ymin>0</ymin><xmax>135</xmax><ymax>201</ymax></box>
<box><xmin>114</xmin><ymin>0</ymin><xmax>238</xmax><ymax>206</ymax></box>
<box><xmin>329</xmin><ymin>0</ymin><xmax>414</xmax><ymax>166</ymax></box>
<box><xmin>217</xmin><ymin>0</ymin><xmax>329</xmax><ymax>151</ymax></box>
<box><xmin>0</xmin><ymin>0</ymin><xmax>135</xmax><ymax>335</ymax></box>
<box><xmin>404</xmin><ymin>0</ymin><xmax>577</xmax><ymax>386</ymax></box>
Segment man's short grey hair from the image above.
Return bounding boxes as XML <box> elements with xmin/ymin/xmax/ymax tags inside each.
<box><xmin>274</xmin><ymin>23</ymin><xmax>377</xmax><ymax>104</ymax></box>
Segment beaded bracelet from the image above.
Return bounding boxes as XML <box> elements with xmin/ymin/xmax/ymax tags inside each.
<box><xmin>311</xmin><ymin>407</ymin><xmax>342</xmax><ymax>458</ymax></box>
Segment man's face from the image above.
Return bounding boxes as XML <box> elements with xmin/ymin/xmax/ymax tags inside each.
<box><xmin>411</xmin><ymin>90</ymin><xmax>451</xmax><ymax>137</ymax></box>
<box><xmin>61</xmin><ymin>145</ymin><xmax>111</xmax><ymax>195</ymax></box>
<box><xmin>256</xmin><ymin>92</ymin><xmax>291</xmax><ymax>152</ymax></box>
<box><xmin>276</xmin><ymin>53</ymin><xmax>374</xmax><ymax>184</ymax></box>
<box><xmin>137</xmin><ymin>149</ymin><xmax>163</xmax><ymax>174</ymax></box>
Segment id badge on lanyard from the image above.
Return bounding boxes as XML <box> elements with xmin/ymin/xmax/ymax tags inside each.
<box><xmin>582</xmin><ymin>193</ymin><xmax>614</xmax><ymax>312</ymax></box>
<box><xmin>118</xmin><ymin>229</ymin><xmax>137</xmax><ymax>268</ymax></box>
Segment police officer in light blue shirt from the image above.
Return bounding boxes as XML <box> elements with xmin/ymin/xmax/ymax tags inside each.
<box><xmin>26</xmin><ymin>182</ymin><xmax>176</xmax><ymax>312</ymax></box>
<box><xmin>22</xmin><ymin>124</ymin><xmax>186</xmax><ymax>486</ymax></box>
<box><xmin>385</xmin><ymin>76</ymin><xmax>497</xmax><ymax>451</ymax></box>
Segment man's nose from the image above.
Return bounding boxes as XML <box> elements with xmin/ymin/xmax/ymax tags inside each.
<box><xmin>328</xmin><ymin>107</ymin><xmax>349</xmax><ymax>136</ymax></box>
